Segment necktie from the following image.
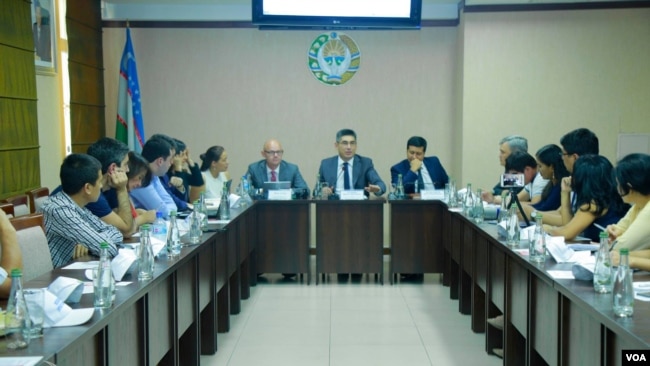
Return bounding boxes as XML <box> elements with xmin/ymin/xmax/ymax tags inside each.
<box><xmin>343</xmin><ymin>162</ymin><xmax>350</xmax><ymax>190</ymax></box>
<box><xmin>417</xmin><ymin>170</ymin><xmax>424</xmax><ymax>190</ymax></box>
<box><xmin>270</xmin><ymin>170</ymin><xmax>277</xmax><ymax>182</ymax></box>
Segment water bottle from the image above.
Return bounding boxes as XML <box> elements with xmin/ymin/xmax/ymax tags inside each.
<box><xmin>94</xmin><ymin>242</ymin><xmax>113</xmax><ymax>309</ymax></box>
<box><xmin>395</xmin><ymin>174</ymin><xmax>406</xmax><ymax>199</ymax></box>
<box><xmin>473</xmin><ymin>189</ymin><xmax>484</xmax><ymax>224</ymax></box>
<box><xmin>448</xmin><ymin>179</ymin><xmax>458</xmax><ymax>208</ymax></box>
<box><xmin>199</xmin><ymin>192</ymin><xmax>209</xmax><ymax>230</ymax></box>
<box><xmin>138</xmin><ymin>225</ymin><xmax>155</xmax><ymax>280</ymax></box>
<box><xmin>219</xmin><ymin>185</ymin><xmax>230</xmax><ymax>220</ymax></box>
<box><xmin>189</xmin><ymin>201</ymin><xmax>202</xmax><ymax>244</ymax></box>
<box><xmin>166</xmin><ymin>211</ymin><xmax>181</xmax><ymax>259</ymax></box>
<box><xmin>240</xmin><ymin>175</ymin><xmax>253</xmax><ymax>206</ymax></box>
<box><xmin>463</xmin><ymin>183</ymin><xmax>474</xmax><ymax>217</ymax></box>
<box><xmin>152</xmin><ymin>211</ymin><xmax>167</xmax><ymax>242</ymax></box>
<box><xmin>593</xmin><ymin>231</ymin><xmax>613</xmax><ymax>293</ymax></box>
<box><xmin>529</xmin><ymin>213</ymin><xmax>546</xmax><ymax>263</ymax></box>
<box><xmin>506</xmin><ymin>205</ymin><xmax>520</xmax><ymax>247</ymax></box>
<box><xmin>313</xmin><ymin>174</ymin><xmax>322</xmax><ymax>199</ymax></box>
<box><xmin>5</xmin><ymin>269</ymin><xmax>31</xmax><ymax>349</ymax></box>
<box><xmin>613</xmin><ymin>248</ymin><xmax>634</xmax><ymax>317</ymax></box>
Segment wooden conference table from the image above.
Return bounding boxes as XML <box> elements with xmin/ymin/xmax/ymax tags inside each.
<box><xmin>2</xmin><ymin>198</ymin><xmax>649</xmax><ymax>365</ymax></box>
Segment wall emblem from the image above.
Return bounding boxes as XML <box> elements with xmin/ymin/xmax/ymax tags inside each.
<box><xmin>308</xmin><ymin>32</ymin><xmax>360</xmax><ymax>86</ymax></box>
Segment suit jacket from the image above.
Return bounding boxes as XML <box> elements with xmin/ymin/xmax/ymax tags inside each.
<box><xmin>247</xmin><ymin>160</ymin><xmax>309</xmax><ymax>191</ymax></box>
<box><xmin>318</xmin><ymin>155</ymin><xmax>386</xmax><ymax>196</ymax></box>
<box><xmin>390</xmin><ymin>156</ymin><xmax>449</xmax><ymax>193</ymax></box>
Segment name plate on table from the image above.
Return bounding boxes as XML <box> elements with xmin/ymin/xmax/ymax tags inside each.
<box><xmin>420</xmin><ymin>189</ymin><xmax>444</xmax><ymax>200</ymax></box>
<box><xmin>267</xmin><ymin>189</ymin><xmax>292</xmax><ymax>200</ymax></box>
<box><xmin>340</xmin><ymin>190</ymin><xmax>365</xmax><ymax>200</ymax></box>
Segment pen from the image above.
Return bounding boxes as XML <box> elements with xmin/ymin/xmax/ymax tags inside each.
<box><xmin>593</xmin><ymin>223</ymin><xmax>607</xmax><ymax>232</ymax></box>
<box><xmin>609</xmin><ymin>239</ymin><xmax>618</xmax><ymax>252</ymax></box>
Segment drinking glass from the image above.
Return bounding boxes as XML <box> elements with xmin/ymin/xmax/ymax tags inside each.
<box><xmin>320</xmin><ymin>182</ymin><xmax>330</xmax><ymax>200</ymax></box>
<box><xmin>23</xmin><ymin>288</ymin><xmax>45</xmax><ymax>338</ymax></box>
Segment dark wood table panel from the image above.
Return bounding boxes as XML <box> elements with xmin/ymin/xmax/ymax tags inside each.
<box><xmin>148</xmin><ymin>277</ymin><xmax>174</xmax><ymax>364</ymax></box>
<box><xmin>315</xmin><ymin>200</ymin><xmax>384</xmax><ymax>281</ymax></box>
<box><xmin>256</xmin><ymin>200</ymin><xmax>310</xmax><ymax>278</ymax></box>
<box><xmin>107</xmin><ymin>301</ymin><xmax>144</xmax><ymax>365</ymax></box>
<box><xmin>177</xmin><ymin>258</ymin><xmax>197</xmax><ymax>335</ymax></box>
<box><xmin>389</xmin><ymin>200</ymin><xmax>443</xmax><ymax>280</ymax></box>
<box><xmin>530</xmin><ymin>275</ymin><xmax>559</xmax><ymax>366</ymax></box>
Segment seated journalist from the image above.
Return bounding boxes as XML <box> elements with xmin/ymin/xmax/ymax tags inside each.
<box><xmin>42</xmin><ymin>154</ymin><xmax>121</xmax><ymax>268</ymax></box>
<box><xmin>606</xmin><ymin>153</ymin><xmax>650</xmax><ymax>252</ymax></box>
<box><xmin>543</xmin><ymin>155</ymin><xmax>625</xmax><ymax>242</ymax></box>
<box><xmin>482</xmin><ymin>135</ymin><xmax>528</xmax><ymax>204</ymax></box>
<box><xmin>390</xmin><ymin>136</ymin><xmax>448</xmax><ymax>194</ymax></box>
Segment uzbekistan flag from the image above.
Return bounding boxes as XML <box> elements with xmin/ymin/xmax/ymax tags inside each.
<box><xmin>115</xmin><ymin>28</ymin><xmax>145</xmax><ymax>153</ymax></box>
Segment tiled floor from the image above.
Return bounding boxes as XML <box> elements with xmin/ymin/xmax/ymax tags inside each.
<box><xmin>200</xmin><ymin>273</ymin><xmax>502</xmax><ymax>366</ymax></box>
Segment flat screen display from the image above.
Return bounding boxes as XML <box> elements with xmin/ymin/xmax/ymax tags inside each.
<box><xmin>252</xmin><ymin>0</ymin><xmax>422</xmax><ymax>29</ymax></box>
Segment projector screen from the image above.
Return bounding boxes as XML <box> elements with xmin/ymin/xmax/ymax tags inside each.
<box><xmin>252</xmin><ymin>0</ymin><xmax>422</xmax><ymax>29</ymax></box>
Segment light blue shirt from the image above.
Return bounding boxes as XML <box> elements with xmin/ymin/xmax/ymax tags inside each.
<box><xmin>129</xmin><ymin>175</ymin><xmax>177</xmax><ymax>218</ymax></box>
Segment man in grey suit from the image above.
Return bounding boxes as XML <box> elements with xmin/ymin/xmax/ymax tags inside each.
<box><xmin>247</xmin><ymin>139</ymin><xmax>309</xmax><ymax>195</ymax></box>
<box><xmin>319</xmin><ymin>129</ymin><xmax>386</xmax><ymax>198</ymax></box>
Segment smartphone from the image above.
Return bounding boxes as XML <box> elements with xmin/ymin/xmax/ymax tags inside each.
<box><xmin>500</xmin><ymin>173</ymin><xmax>525</xmax><ymax>188</ymax></box>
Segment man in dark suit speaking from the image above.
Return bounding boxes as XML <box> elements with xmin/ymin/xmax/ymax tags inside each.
<box><xmin>247</xmin><ymin>139</ymin><xmax>309</xmax><ymax>193</ymax></box>
<box><xmin>390</xmin><ymin>136</ymin><xmax>449</xmax><ymax>194</ymax></box>
<box><xmin>318</xmin><ymin>129</ymin><xmax>386</xmax><ymax>197</ymax></box>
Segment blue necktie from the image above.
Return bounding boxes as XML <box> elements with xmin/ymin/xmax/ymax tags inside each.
<box><xmin>417</xmin><ymin>170</ymin><xmax>424</xmax><ymax>190</ymax></box>
<box><xmin>343</xmin><ymin>162</ymin><xmax>351</xmax><ymax>190</ymax></box>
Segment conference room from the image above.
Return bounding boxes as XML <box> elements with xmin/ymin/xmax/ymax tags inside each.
<box><xmin>2</xmin><ymin>0</ymin><xmax>650</xmax><ymax>365</ymax></box>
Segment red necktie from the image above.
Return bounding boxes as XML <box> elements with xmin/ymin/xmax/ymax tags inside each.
<box><xmin>271</xmin><ymin>170</ymin><xmax>277</xmax><ymax>182</ymax></box>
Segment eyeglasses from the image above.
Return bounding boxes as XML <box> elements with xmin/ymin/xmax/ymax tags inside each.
<box><xmin>264</xmin><ymin>150</ymin><xmax>284</xmax><ymax>156</ymax></box>
<box><xmin>559</xmin><ymin>152</ymin><xmax>572</xmax><ymax>157</ymax></box>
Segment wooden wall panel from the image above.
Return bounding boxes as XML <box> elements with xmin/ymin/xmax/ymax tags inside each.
<box><xmin>0</xmin><ymin>0</ymin><xmax>33</xmax><ymax>49</ymax></box>
<box><xmin>0</xmin><ymin>99</ymin><xmax>39</xmax><ymax>148</ymax></box>
<box><xmin>66</xmin><ymin>0</ymin><xmax>105</xmax><ymax>151</ymax></box>
<box><xmin>67</xmin><ymin>20</ymin><xmax>103</xmax><ymax>68</ymax></box>
<box><xmin>69</xmin><ymin>63</ymin><xmax>105</xmax><ymax>106</ymax></box>
<box><xmin>0</xmin><ymin>150</ymin><xmax>41</xmax><ymax>197</ymax></box>
<box><xmin>0</xmin><ymin>0</ymin><xmax>40</xmax><ymax>200</ymax></box>
<box><xmin>0</xmin><ymin>47</ymin><xmax>37</xmax><ymax>99</ymax></box>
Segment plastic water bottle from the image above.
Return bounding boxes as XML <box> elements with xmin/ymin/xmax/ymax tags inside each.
<box><xmin>5</xmin><ymin>269</ymin><xmax>31</xmax><ymax>349</ymax></box>
<box><xmin>138</xmin><ymin>225</ymin><xmax>154</xmax><ymax>280</ymax></box>
<box><xmin>613</xmin><ymin>248</ymin><xmax>634</xmax><ymax>317</ymax></box>
<box><xmin>94</xmin><ymin>242</ymin><xmax>113</xmax><ymax>309</ymax></box>
<box><xmin>166</xmin><ymin>211</ymin><xmax>181</xmax><ymax>258</ymax></box>
<box><xmin>593</xmin><ymin>231</ymin><xmax>613</xmax><ymax>293</ymax></box>
<box><xmin>152</xmin><ymin>211</ymin><xmax>167</xmax><ymax>242</ymax></box>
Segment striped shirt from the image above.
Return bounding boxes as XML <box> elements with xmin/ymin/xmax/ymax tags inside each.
<box><xmin>42</xmin><ymin>192</ymin><xmax>121</xmax><ymax>268</ymax></box>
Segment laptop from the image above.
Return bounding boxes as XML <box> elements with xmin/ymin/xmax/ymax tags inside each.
<box><xmin>263</xmin><ymin>181</ymin><xmax>291</xmax><ymax>190</ymax></box>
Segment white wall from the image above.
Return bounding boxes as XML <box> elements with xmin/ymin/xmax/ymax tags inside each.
<box><xmin>102</xmin><ymin>27</ymin><xmax>459</xmax><ymax>189</ymax></box>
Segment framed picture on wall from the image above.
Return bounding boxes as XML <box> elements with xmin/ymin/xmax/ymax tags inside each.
<box><xmin>32</xmin><ymin>0</ymin><xmax>57</xmax><ymax>75</ymax></box>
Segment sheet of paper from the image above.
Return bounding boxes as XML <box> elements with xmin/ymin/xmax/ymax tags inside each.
<box><xmin>0</xmin><ymin>357</ymin><xmax>43</xmax><ymax>366</ymax></box>
<box><xmin>62</xmin><ymin>261</ymin><xmax>99</xmax><ymax>270</ymax></box>
<box><xmin>547</xmin><ymin>270</ymin><xmax>575</xmax><ymax>279</ymax></box>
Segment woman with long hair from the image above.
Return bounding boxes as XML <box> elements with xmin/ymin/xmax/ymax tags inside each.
<box><xmin>544</xmin><ymin>154</ymin><xmax>625</xmax><ymax>242</ymax></box>
<box><xmin>200</xmin><ymin>146</ymin><xmax>230</xmax><ymax>200</ymax></box>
